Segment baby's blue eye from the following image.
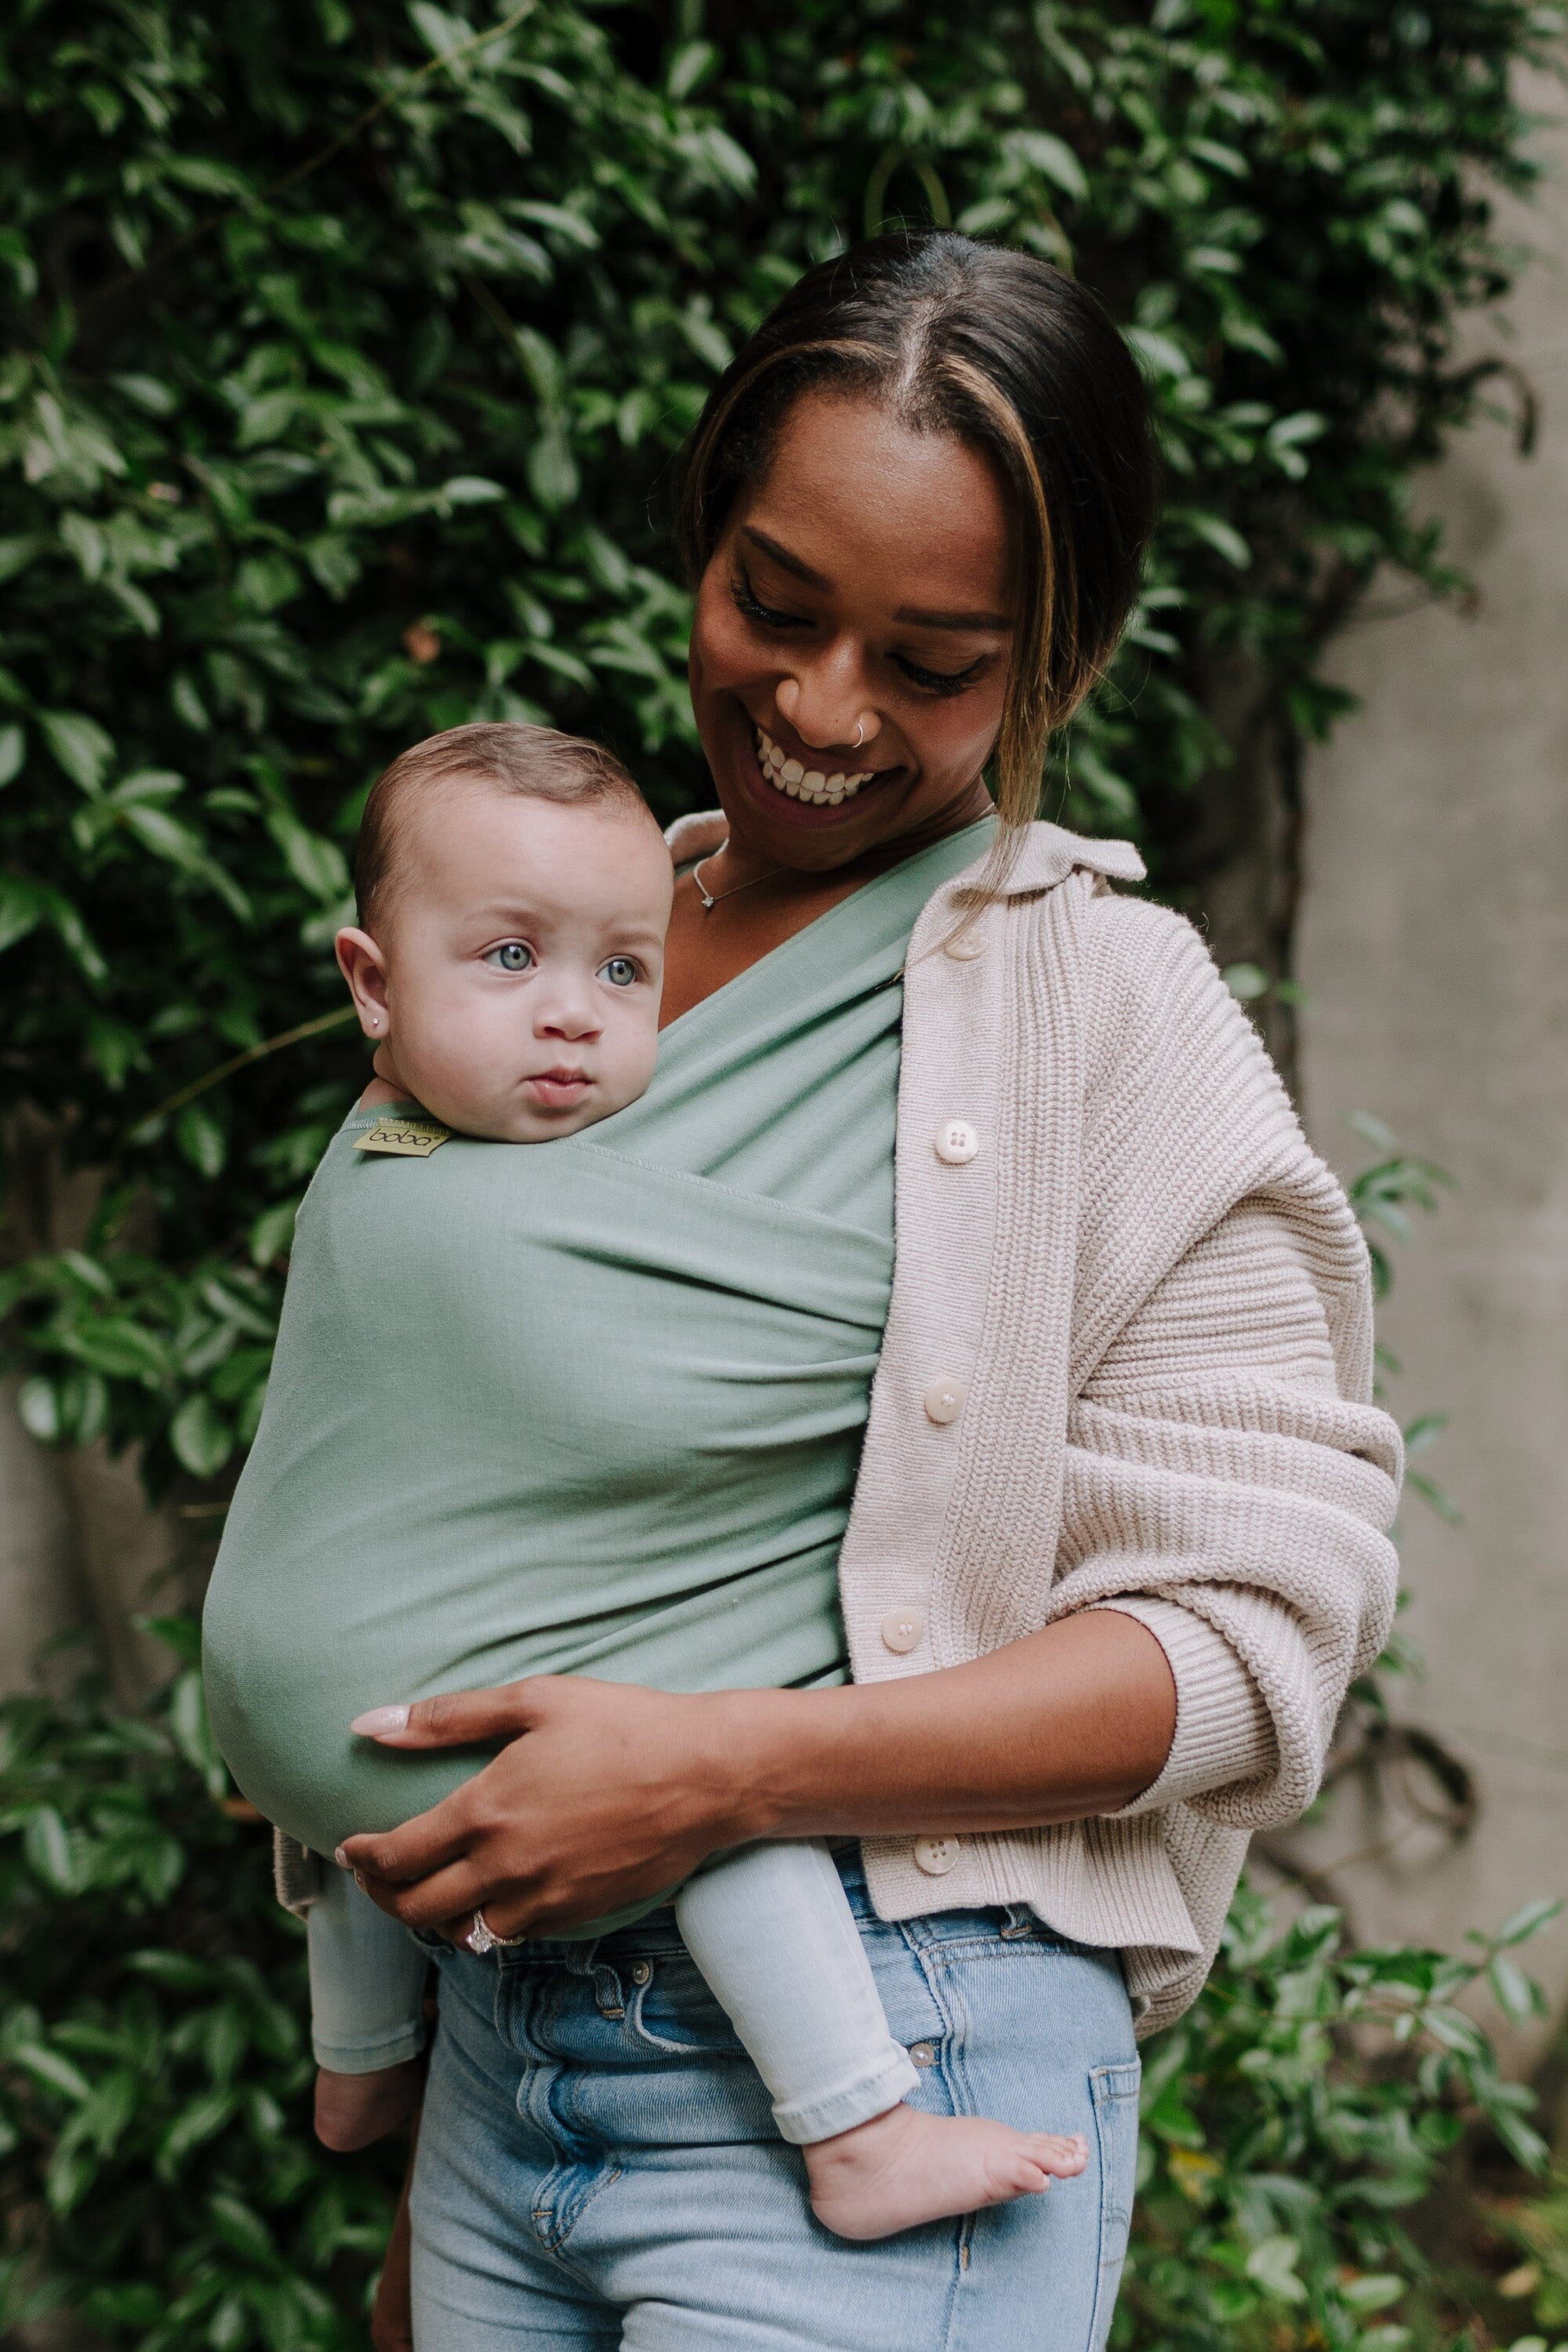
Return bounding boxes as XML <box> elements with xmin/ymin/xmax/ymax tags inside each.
<box><xmin>486</xmin><ymin>942</ymin><xmax>533</xmax><ymax>973</ymax></box>
<box><xmin>599</xmin><ymin>956</ymin><xmax>639</xmax><ymax>989</ymax></box>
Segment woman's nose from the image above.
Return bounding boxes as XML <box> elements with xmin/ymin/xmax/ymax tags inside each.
<box><xmin>775</xmin><ymin>665</ymin><xmax>881</xmax><ymax>754</ymax></box>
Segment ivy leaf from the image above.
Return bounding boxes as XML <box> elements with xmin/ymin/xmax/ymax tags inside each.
<box><xmin>12</xmin><ymin>2042</ymin><xmax>93</xmax><ymax>2104</ymax></box>
<box><xmin>39</xmin><ymin>710</ymin><xmax>115</xmax><ymax>794</ymax></box>
<box><xmin>170</xmin><ymin>1392</ymin><xmax>234</xmax><ymax>1479</ymax></box>
<box><xmin>1189</xmin><ymin>514</ymin><xmax>1252</xmax><ymax>569</ymax></box>
<box><xmin>666</xmin><ymin>38</ymin><xmax>719</xmax><ymax>99</ymax></box>
<box><xmin>168</xmin><ymin>1669</ymin><xmax>228</xmax><ymax>1798</ymax></box>
<box><xmin>16</xmin><ymin>1375</ymin><xmax>61</xmax><ymax>1440</ymax></box>
<box><xmin>23</xmin><ymin>1806</ymin><xmax>78</xmax><ymax>1893</ymax></box>
<box><xmin>249</xmin><ymin>1200</ymin><xmax>298</xmax><ymax>1265</ymax></box>
<box><xmin>1245</xmin><ymin>2235</ymin><xmax>1308</xmax><ymax>2303</ymax></box>
<box><xmin>1007</xmin><ymin>128</ymin><xmax>1089</xmax><ymax>200</ymax></box>
<box><xmin>528</xmin><ymin>431</ymin><xmax>579</xmax><ymax>512</ymax></box>
<box><xmin>175</xmin><ymin>1101</ymin><xmax>227</xmax><ymax>1178</ymax></box>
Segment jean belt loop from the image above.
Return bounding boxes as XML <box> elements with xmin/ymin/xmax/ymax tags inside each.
<box><xmin>590</xmin><ymin>1959</ymin><xmax>626</xmax><ymax>2019</ymax></box>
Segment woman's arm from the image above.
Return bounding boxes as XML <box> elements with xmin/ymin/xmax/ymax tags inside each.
<box><xmin>337</xmin><ymin>1611</ymin><xmax>1176</xmax><ymax>1941</ymax></box>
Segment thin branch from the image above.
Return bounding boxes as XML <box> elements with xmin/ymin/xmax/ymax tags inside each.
<box><xmin>127</xmin><ymin>1006</ymin><xmax>356</xmax><ymax>1142</ymax></box>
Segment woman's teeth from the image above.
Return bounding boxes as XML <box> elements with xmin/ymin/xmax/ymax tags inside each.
<box><xmin>754</xmin><ymin>726</ymin><xmax>875</xmax><ymax>806</ymax></box>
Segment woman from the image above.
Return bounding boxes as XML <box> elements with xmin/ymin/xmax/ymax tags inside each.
<box><xmin>332</xmin><ymin>229</ymin><xmax>1401</xmax><ymax>2348</ymax></box>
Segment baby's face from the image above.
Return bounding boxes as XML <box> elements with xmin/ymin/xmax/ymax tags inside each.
<box><xmin>340</xmin><ymin>782</ymin><xmax>673</xmax><ymax>1143</ymax></box>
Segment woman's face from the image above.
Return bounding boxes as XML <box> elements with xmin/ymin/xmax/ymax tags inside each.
<box><xmin>688</xmin><ymin>390</ymin><xmax>1013</xmax><ymax>873</ymax></box>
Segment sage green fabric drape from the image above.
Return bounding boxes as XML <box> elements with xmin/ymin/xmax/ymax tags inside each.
<box><xmin>203</xmin><ymin>822</ymin><xmax>993</xmax><ymax>1865</ymax></box>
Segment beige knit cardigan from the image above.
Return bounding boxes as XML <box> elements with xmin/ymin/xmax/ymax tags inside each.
<box><xmin>278</xmin><ymin>818</ymin><xmax>1400</xmax><ymax>2038</ymax></box>
<box><xmin>835</xmin><ymin>818</ymin><xmax>1400</xmax><ymax>2034</ymax></box>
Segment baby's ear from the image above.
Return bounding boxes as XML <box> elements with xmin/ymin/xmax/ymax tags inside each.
<box><xmin>664</xmin><ymin>809</ymin><xmax>728</xmax><ymax>868</ymax></box>
<box><xmin>335</xmin><ymin>925</ymin><xmax>390</xmax><ymax>1036</ymax></box>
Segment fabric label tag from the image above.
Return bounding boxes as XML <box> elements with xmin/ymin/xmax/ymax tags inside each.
<box><xmin>355</xmin><ymin>1117</ymin><xmax>452</xmax><ymax>1158</ymax></box>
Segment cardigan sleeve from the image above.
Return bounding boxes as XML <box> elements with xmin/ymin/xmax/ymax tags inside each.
<box><xmin>1052</xmin><ymin>1197</ymin><xmax>1403</xmax><ymax>1831</ymax></box>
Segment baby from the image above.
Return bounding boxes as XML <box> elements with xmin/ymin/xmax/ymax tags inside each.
<box><xmin>203</xmin><ymin>720</ymin><xmax>1085</xmax><ymax>2241</ymax></box>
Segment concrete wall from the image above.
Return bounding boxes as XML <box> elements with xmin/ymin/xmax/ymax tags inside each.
<box><xmin>1296</xmin><ymin>67</ymin><xmax>1568</xmax><ymax>2010</ymax></box>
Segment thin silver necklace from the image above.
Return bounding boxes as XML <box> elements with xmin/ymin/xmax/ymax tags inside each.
<box><xmin>691</xmin><ymin>845</ymin><xmax>787</xmax><ymax>912</ymax></box>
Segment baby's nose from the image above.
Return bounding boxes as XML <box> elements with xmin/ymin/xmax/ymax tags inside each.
<box><xmin>536</xmin><ymin>993</ymin><xmax>601</xmax><ymax>1041</ymax></box>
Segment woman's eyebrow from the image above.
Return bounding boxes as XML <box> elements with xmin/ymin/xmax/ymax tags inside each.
<box><xmin>893</xmin><ymin>601</ymin><xmax>1011</xmax><ymax>633</ymax></box>
<box><xmin>741</xmin><ymin>527</ymin><xmax>1008</xmax><ymax>632</ymax></box>
<box><xmin>740</xmin><ymin>524</ymin><xmax>827</xmax><ymax>587</ymax></box>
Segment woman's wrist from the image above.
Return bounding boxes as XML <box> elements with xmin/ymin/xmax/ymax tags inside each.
<box><xmin>698</xmin><ymin>1685</ymin><xmax>829</xmax><ymax>1846</ymax></box>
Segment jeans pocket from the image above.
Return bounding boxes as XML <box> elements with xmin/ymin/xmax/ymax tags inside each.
<box><xmin>1087</xmin><ymin>2059</ymin><xmax>1142</xmax><ymax>2351</ymax></box>
<box><xmin>623</xmin><ymin>1951</ymin><xmax>743</xmax><ymax>2056</ymax></box>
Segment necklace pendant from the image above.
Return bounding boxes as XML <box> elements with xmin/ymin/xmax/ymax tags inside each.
<box><xmin>691</xmin><ymin>844</ymin><xmax>786</xmax><ymax>911</ymax></box>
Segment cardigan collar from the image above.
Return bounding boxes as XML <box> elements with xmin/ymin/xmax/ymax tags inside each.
<box><xmin>958</xmin><ymin>820</ymin><xmax>1146</xmax><ymax>898</ymax></box>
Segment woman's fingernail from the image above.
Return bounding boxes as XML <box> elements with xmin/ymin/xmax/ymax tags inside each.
<box><xmin>351</xmin><ymin>1704</ymin><xmax>410</xmax><ymax>1736</ymax></box>
<box><xmin>333</xmin><ymin>1846</ymin><xmax>348</xmax><ymax>1868</ymax></box>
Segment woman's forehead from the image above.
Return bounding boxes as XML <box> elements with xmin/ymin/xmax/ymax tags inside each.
<box><xmin>740</xmin><ymin>390</ymin><xmax>1013</xmax><ymax>619</ymax></box>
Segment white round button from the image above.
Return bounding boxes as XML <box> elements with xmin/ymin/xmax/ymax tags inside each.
<box><xmin>909</xmin><ymin>2041</ymin><xmax>937</xmax><ymax>2067</ymax></box>
<box><xmin>943</xmin><ymin>927</ymin><xmax>985</xmax><ymax>960</ymax></box>
<box><xmin>923</xmin><ymin>1377</ymin><xmax>965</xmax><ymax>1427</ymax></box>
<box><xmin>913</xmin><ymin>1835</ymin><xmax>961</xmax><ymax>1876</ymax></box>
<box><xmin>934</xmin><ymin>1119</ymin><xmax>979</xmax><ymax>1165</ymax></box>
<box><xmin>880</xmin><ymin>1606</ymin><xmax>925</xmax><ymax>1654</ymax></box>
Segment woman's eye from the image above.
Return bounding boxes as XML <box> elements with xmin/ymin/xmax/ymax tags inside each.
<box><xmin>485</xmin><ymin>942</ymin><xmax>534</xmax><ymax>973</ymax></box>
<box><xmin>731</xmin><ymin>567</ymin><xmax>807</xmax><ymax>633</ymax></box>
<box><xmin>598</xmin><ymin>956</ymin><xmax>640</xmax><ymax>989</ymax></box>
<box><xmin>894</xmin><ymin>653</ymin><xmax>989</xmax><ymax>699</ymax></box>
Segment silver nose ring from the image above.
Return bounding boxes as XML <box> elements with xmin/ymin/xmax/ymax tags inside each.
<box><xmin>854</xmin><ymin>719</ymin><xmax>866</xmax><ymax>749</ymax></box>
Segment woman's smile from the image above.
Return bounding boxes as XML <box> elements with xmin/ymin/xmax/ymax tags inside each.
<box><xmin>744</xmin><ymin>712</ymin><xmax>904</xmax><ymax>822</ymax></box>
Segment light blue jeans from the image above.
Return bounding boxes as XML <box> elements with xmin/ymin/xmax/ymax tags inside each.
<box><xmin>408</xmin><ymin>1853</ymin><xmax>1142</xmax><ymax>2350</ymax></box>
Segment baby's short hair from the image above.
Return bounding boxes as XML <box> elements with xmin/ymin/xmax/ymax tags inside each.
<box><xmin>355</xmin><ymin>720</ymin><xmax>654</xmax><ymax>931</ymax></box>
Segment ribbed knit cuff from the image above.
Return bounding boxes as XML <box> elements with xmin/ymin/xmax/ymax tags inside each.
<box><xmin>1092</xmin><ymin>1598</ymin><xmax>1277</xmax><ymax>1816</ymax></box>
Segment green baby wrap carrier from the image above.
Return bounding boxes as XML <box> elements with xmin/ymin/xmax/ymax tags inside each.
<box><xmin>202</xmin><ymin>822</ymin><xmax>991</xmax><ymax>1864</ymax></box>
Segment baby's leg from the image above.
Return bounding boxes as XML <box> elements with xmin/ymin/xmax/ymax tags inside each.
<box><xmin>673</xmin><ymin>1841</ymin><xmax>1087</xmax><ymax>2240</ymax></box>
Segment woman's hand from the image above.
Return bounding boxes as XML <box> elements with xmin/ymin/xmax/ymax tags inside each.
<box><xmin>336</xmin><ymin>1675</ymin><xmax>739</xmax><ymax>1942</ymax></box>
<box><xmin>338</xmin><ymin>1616</ymin><xmax>1178</xmax><ymax>1945</ymax></box>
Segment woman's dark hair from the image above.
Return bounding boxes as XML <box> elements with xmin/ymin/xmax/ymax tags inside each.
<box><xmin>675</xmin><ymin>228</ymin><xmax>1158</xmax><ymax>848</ymax></box>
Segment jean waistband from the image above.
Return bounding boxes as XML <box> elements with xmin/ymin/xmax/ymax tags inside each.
<box><xmin>429</xmin><ymin>1848</ymin><xmax>1076</xmax><ymax>1969</ymax></box>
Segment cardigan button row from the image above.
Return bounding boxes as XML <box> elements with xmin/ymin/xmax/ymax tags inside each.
<box><xmin>910</xmin><ymin>1119</ymin><xmax>976</xmax><ymax>1886</ymax></box>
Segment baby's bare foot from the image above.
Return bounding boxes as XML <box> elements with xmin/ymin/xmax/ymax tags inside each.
<box><xmin>802</xmin><ymin>2101</ymin><xmax>1088</xmax><ymax>2241</ymax></box>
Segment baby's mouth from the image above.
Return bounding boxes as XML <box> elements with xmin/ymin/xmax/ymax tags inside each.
<box><xmin>753</xmin><ymin>724</ymin><xmax>879</xmax><ymax>807</ymax></box>
<box><xmin>524</xmin><ymin>1068</ymin><xmax>592</xmax><ymax>1109</ymax></box>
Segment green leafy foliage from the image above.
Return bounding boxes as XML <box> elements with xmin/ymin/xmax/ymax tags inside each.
<box><xmin>0</xmin><ymin>0</ymin><xmax>1560</xmax><ymax>1483</ymax></box>
<box><xmin>1120</xmin><ymin>1885</ymin><xmax>1559</xmax><ymax>2351</ymax></box>
<box><xmin>0</xmin><ymin>1644</ymin><xmax>401</xmax><ymax>2347</ymax></box>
